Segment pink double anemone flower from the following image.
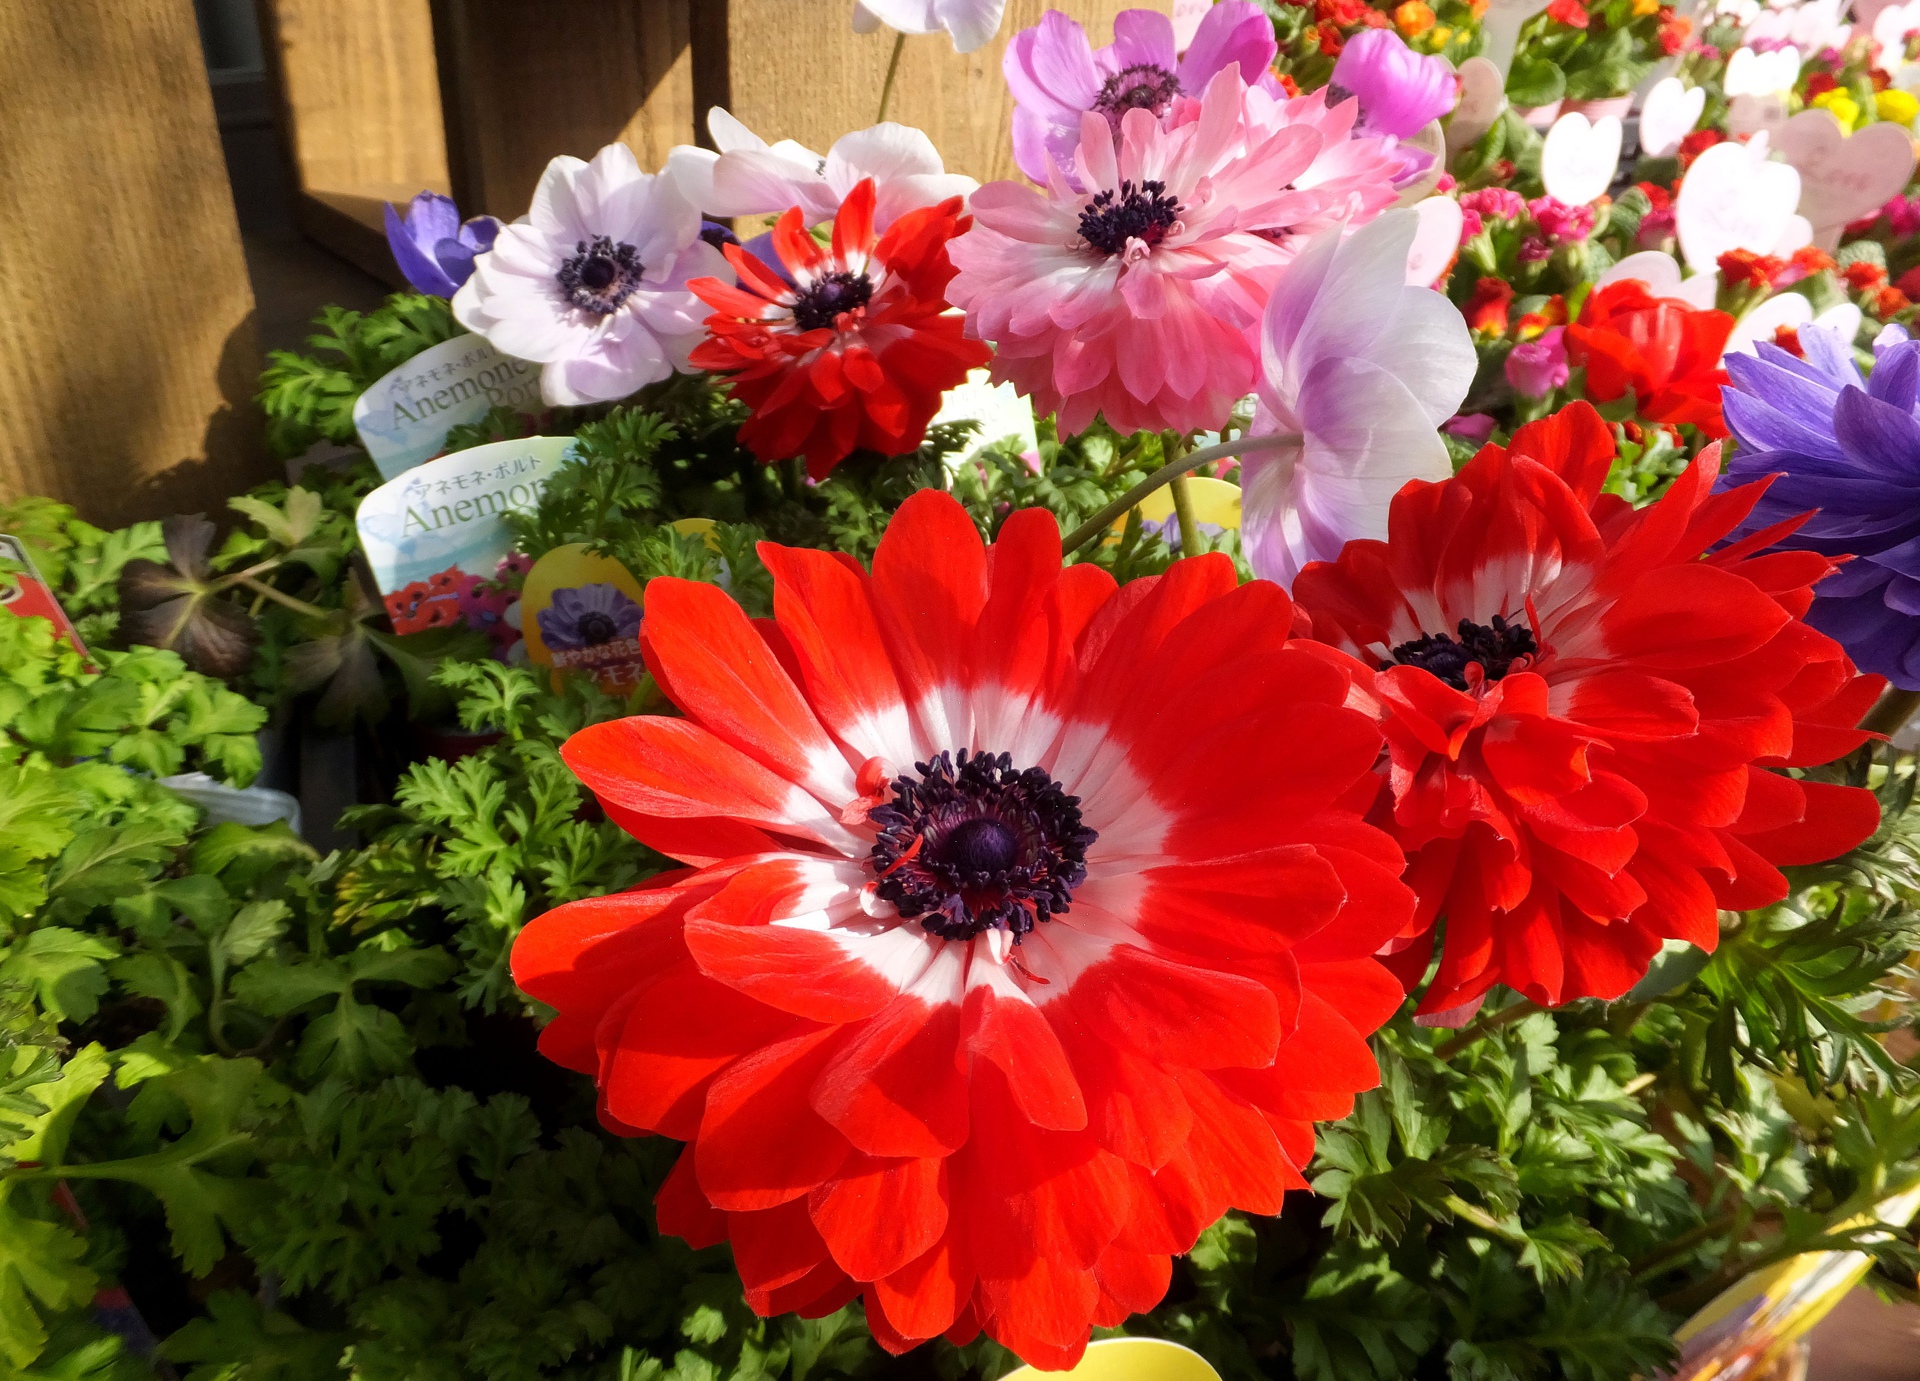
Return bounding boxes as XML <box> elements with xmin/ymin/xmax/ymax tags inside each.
<box><xmin>946</xmin><ymin>73</ymin><xmax>1400</xmax><ymax>437</ymax></box>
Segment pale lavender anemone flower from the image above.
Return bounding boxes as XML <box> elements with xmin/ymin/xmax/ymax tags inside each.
<box><xmin>1239</xmin><ymin>209</ymin><xmax>1477</xmax><ymax>588</ymax></box>
<box><xmin>384</xmin><ymin>192</ymin><xmax>501</xmax><ymax>298</ymax></box>
<box><xmin>452</xmin><ymin>143</ymin><xmax>727</xmax><ymax>408</ymax></box>
<box><xmin>1328</xmin><ymin>29</ymin><xmax>1458</xmax><ymax>139</ymax></box>
<box><xmin>1720</xmin><ymin>323</ymin><xmax>1920</xmax><ymax>688</ymax></box>
<box><xmin>1002</xmin><ymin>2</ymin><xmax>1277</xmax><ymax>183</ymax></box>
<box><xmin>1327</xmin><ymin>30</ymin><xmax>1456</xmax><ymax>185</ymax></box>
<box><xmin>853</xmin><ymin>0</ymin><xmax>1008</xmax><ymax>52</ymax></box>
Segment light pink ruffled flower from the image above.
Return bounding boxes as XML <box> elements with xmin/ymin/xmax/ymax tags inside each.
<box><xmin>1224</xmin><ymin>83</ymin><xmax>1402</xmax><ymax>260</ymax></box>
<box><xmin>948</xmin><ymin>73</ymin><xmax>1382</xmax><ymax>435</ymax></box>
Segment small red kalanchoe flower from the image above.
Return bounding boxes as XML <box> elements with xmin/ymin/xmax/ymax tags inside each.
<box><xmin>1292</xmin><ymin>403</ymin><xmax>1882</xmax><ymax>1015</ymax></box>
<box><xmin>512</xmin><ymin>492</ymin><xmax>1413</xmax><ymax>1369</ymax></box>
<box><xmin>1565</xmin><ymin>279</ymin><xmax>1735</xmax><ymax>438</ymax></box>
<box><xmin>689</xmin><ymin>179</ymin><xmax>991</xmax><ymax>480</ymax></box>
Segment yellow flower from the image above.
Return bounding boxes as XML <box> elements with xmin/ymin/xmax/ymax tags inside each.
<box><xmin>1631</xmin><ymin>0</ymin><xmax>1659</xmax><ymax>15</ymax></box>
<box><xmin>1395</xmin><ymin>0</ymin><xmax>1437</xmax><ymax>34</ymax></box>
<box><xmin>1878</xmin><ymin>89</ymin><xmax>1919</xmax><ymax>126</ymax></box>
<box><xmin>1813</xmin><ymin>89</ymin><xmax>1862</xmax><ymax>129</ymax></box>
<box><xmin>1431</xmin><ymin>23</ymin><xmax>1454</xmax><ymax>43</ymax></box>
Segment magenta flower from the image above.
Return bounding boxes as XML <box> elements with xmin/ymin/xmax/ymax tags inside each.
<box><xmin>1329</xmin><ymin>29</ymin><xmax>1458</xmax><ymax>139</ymax></box>
<box><xmin>949</xmin><ymin>73</ymin><xmax>1338</xmax><ymax>435</ymax></box>
<box><xmin>1504</xmin><ymin>326</ymin><xmax>1570</xmax><ymax>398</ymax></box>
<box><xmin>384</xmin><ymin>192</ymin><xmax>501</xmax><ymax>299</ymax></box>
<box><xmin>1518</xmin><ymin>235</ymin><xmax>1554</xmax><ymax>262</ymax></box>
<box><xmin>1003</xmin><ymin>2</ymin><xmax>1277</xmax><ymax>183</ymax></box>
<box><xmin>1527</xmin><ymin>196</ymin><xmax>1595</xmax><ymax>244</ymax></box>
<box><xmin>1459</xmin><ymin>206</ymin><xmax>1486</xmax><ymax>242</ymax></box>
<box><xmin>1460</xmin><ymin>187</ymin><xmax>1527</xmax><ymax>222</ymax></box>
<box><xmin>1886</xmin><ymin>193</ymin><xmax>1920</xmax><ymax>238</ymax></box>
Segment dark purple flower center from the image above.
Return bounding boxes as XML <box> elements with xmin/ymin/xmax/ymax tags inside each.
<box><xmin>1078</xmin><ymin>179</ymin><xmax>1182</xmax><ymax>256</ymax></box>
<box><xmin>700</xmin><ymin>219</ymin><xmax>741</xmax><ymax>252</ymax></box>
<box><xmin>1388</xmin><ymin>615</ymin><xmax>1538</xmax><ymax>691</ymax></box>
<box><xmin>1095</xmin><ymin>63</ymin><xmax>1184</xmax><ymax>129</ymax></box>
<box><xmin>575</xmin><ymin>611</ymin><xmax>620</xmax><ymax>645</ymax></box>
<box><xmin>792</xmin><ymin>270</ymin><xmax>875</xmax><ymax>331</ymax></box>
<box><xmin>869</xmin><ymin>750</ymin><xmax>1096</xmax><ymax>944</ymax></box>
<box><xmin>558</xmin><ymin>235</ymin><xmax>645</xmax><ymax>315</ymax></box>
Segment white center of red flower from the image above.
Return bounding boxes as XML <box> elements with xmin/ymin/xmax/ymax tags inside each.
<box><xmin>557</xmin><ymin>235</ymin><xmax>646</xmax><ymax>316</ymax></box>
<box><xmin>866</xmin><ymin>749</ymin><xmax>1096</xmax><ymax>944</ymax></box>
<box><xmin>1387</xmin><ymin>615</ymin><xmax>1539</xmax><ymax>691</ymax></box>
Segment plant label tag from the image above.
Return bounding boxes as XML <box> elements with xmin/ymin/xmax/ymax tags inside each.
<box><xmin>1726</xmin><ymin>93</ymin><xmax>1789</xmax><ymax>138</ymax></box>
<box><xmin>1002</xmin><ymin>1336</ymin><xmax>1222</xmax><ymax>1381</ymax></box>
<box><xmin>1771</xmin><ymin>111</ymin><xmax>1918</xmax><ymax>236</ymax></box>
<box><xmin>1406</xmin><ymin>196</ymin><xmax>1464</xmax><ymax>286</ymax></box>
<box><xmin>353</xmin><ymin>333</ymin><xmax>542</xmax><ymax>481</ymax></box>
<box><xmin>0</xmin><ymin>533</ymin><xmax>88</xmax><ymax>658</ymax></box>
<box><xmin>520</xmin><ymin>542</ymin><xmax>651</xmax><ymax>694</ymax></box>
<box><xmin>1446</xmin><ymin>57</ymin><xmax>1505</xmax><ymax>153</ymax></box>
<box><xmin>931</xmin><ymin>369</ymin><xmax>1039</xmax><ymax>467</ymax></box>
<box><xmin>1675</xmin><ymin>139</ymin><xmax>1802</xmax><ymax>272</ymax></box>
<box><xmin>1723</xmin><ymin>291</ymin><xmax>1813</xmax><ymax>358</ymax></box>
<box><xmin>356</xmin><ymin>435</ymin><xmax>575</xmax><ymax>606</ymax></box>
<box><xmin>1724</xmin><ymin>45</ymin><xmax>1800</xmax><ymax>98</ymax></box>
<box><xmin>1540</xmin><ymin>111</ymin><xmax>1622</xmax><ymax>205</ymax></box>
<box><xmin>1479</xmin><ymin>0</ymin><xmax>1552</xmax><ymax>79</ymax></box>
<box><xmin>1638</xmin><ymin>77</ymin><xmax>1704</xmax><ymax>158</ymax></box>
<box><xmin>1597</xmin><ymin>249</ymin><xmax>1685</xmax><ymax>294</ymax></box>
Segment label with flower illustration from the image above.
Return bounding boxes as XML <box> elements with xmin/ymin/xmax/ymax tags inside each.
<box><xmin>1</xmin><ymin>533</ymin><xmax>89</xmax><ymax>658</ymax></box>
<box><xmin>519</xmin><ymin>522</ymin><xmax>720</xmax><ymax>693</ymax></box>
<box><xmin>352</xmin><ymin>333</ymin><xmax>542</xmax><ymax>480</ymax></box>
<box><xmin>1106</xmin><ymin>476</ymin><xmax>1242</xmax><ymax>552</ymax></box>
<box><xmin>356</xmin><ymin>436</ymin><xmax>575</xmax><ymax>611</ymax></box>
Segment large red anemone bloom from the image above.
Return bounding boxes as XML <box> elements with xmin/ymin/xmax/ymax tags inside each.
<box><xmin>1565</xmin><ymin>279</ymin><xmax>1735</xmax><ymax>438</ymax></box>
<box><xmin>689</xmin><ymin>179</ymin><xmax>991</xmax><ymax>479</ymax></box>
<box><xmin>511</xmin><ymin>491</ymin><xmax>1413</xmax><ymax>1369</ymax></box>
<box><xmin>1291</xmin><ymin>402</ymin><xmax>1882</xmax><ymax>1015</ymax></box>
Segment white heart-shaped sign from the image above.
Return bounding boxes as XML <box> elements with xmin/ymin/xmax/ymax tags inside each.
<box><xmin>1597</xmin><ymin>250</ymin><xmax>1685</xmax><ymax>294</ymax></box>
<box><xmin>1670</xmin><ymin>270</ymin><xmax>1721</xmax><ymax>311</ymax></box>
<box><xmin>1541</xmin><ymin>112</ymin><xmax>1622</xmax><ymax>205</ymax></box>
<box><xmin>1172</xmin><ymin>0</ymin><xmax>1211</xmax><ymax>48</ymax></box>
<box><xmin>1815</xmin><ymin>302</ymin><xmax>1864</xmax><ymax>343</ymax></box>
<box><xmin>1638</xmin><ymin>78</ymin><xmax>1705</xmax><ymax>158</ymax></box>
<box><xmin>1724</xmin><ymin>45</ymin><xmax>1801</xmax><ymax>98</ymax></box>
<box><xmin>1774</xmin><ymin>213</ymin><xmax>1815</xmax><ymax>254</ymax></box>
<box><xmin>1726</xmin><ymin>93</ymin><xmax>1790</xmax><ymax>139</ymax></box>
<box><xmin>1394</xmin><ymin>121</ymin><xmax>1449</xmax><ymax>206</ymax></box>
<box><xmin>1724</xmin><ymin>292</ymin><xmax>1813</xmax><ymax>358</ymax></box>
<box><xmin>1406</xmin><ymin>196</ymin><xmax>1465</xmax><ymax>286</ymax></box>
<box><xmin>1480</xmin><ymin>0</ymin><xmax>1553</xmax><ymax>78</ymax></box>
<box><xmin>1676</xmin><ymin>139</ymin><xmax>1802</xmax><ymax>272</ymax></box>
<box><xmin>1771</xmin><ymin>110</ymin><xmax>1919</xmax><ymax>232</ymax></box>
<box><xmin>1873</xmin><ymin>0</ymin><xmax>1920</xmax><ymax>53</ymax></box>
<box><xmin>1446</xmin><ymin>57</ymin><xmax>1506</xmax><ymax>154</ymax></box>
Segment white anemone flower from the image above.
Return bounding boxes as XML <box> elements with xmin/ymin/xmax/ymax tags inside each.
<box><xmin>666</xmin><ymin>108</ymin><xmax>976</xmax><ymax>231</ymax></box>
<box><xmin>851</xmin><ymin>0</ymin><xmax>1009</xmax><ymax>53</ymax></box>
<box><xmin>452</xmin><ymin>142</ymin><xmax>728</xmax><ymax>408</ymax></box>
<box><xmin>1239</xmin><ymin>210</ymin><xmax>1477</xmax><ymax>589</ymax></box>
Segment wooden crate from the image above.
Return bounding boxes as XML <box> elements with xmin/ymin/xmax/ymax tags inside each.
<box><xmin>0</xmin><ymin>0</ymin><xmax>270</xmax><ymax>527</ymax></box>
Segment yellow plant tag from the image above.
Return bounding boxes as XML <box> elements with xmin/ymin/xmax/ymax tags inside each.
<box><xmin>1002</xmin><ymin>1338</ymin><xmax>1221</xmax><ymax>1381</ymax></box>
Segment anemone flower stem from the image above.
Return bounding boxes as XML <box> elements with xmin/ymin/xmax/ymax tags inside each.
<box><xmin>876</xmin><ymin>31</ymin><xmax>908</xmax><ymax>123</ymax></box>
<box><xmin>1169</xmin><ymin>474</ymin><xmax>1203</xmax><ymax>558</ymax></box>
<box><xmin>1861</xmin><ymin>687</ymin><xmax>1920</xmax><ymax>740</ymax></box>
<box><xmin>235</xmin><ymin>577</ymin><xmax>331</xmax><ymax>622</ymax></box>
<box><xmin>1061</xmin><ymin>432</ymin><xmax>1298</xmax><ymax>556</ymax></box>
<box><xmin>1432</xmin><ymin>998</ymin><xmax>1544</xmax><ymax>1060</ymax></box>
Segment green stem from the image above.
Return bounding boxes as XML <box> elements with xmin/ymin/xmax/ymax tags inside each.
<box><xmin>1433</xmin><ymin>998</ymin><xmax>1544</xmax><ymax>1061</ymax></box>
<box><xmin>235</xmin><ymin>576</ymin><xmax>330</xmax><ymax>622</ymax></box>
<box><xmin>1061</xmin><ymin>433</ymin><xmax>1297</xmax><ymax>556</ymax></box>
<box><xmin>1861</xmin><ymin>687</ymin><xmax>1920</xmax><ymax>739</ymax></box>
<box><xmin>1442</xmin><ymin>1194</ymin><xmax>1528</xmax><ymax>1245</ymax></box>
<box><xmin>1169</xmin><ymin>459</ymin><xmax>1203</xmax><ymax>559</ymax></box>
<box><xmin>1628</xmin><ymin>1210</ymin><xmax>1742</xmax><ymax>1279</ymax></box>
<box><xmin>876</xmin><ymin>31</ymin><xmax>907</xmax><ymax>124</ymax></box>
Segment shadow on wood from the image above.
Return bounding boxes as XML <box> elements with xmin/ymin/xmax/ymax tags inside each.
<box><xmin>0</xmin><ymin>0</ymin><xmax>270</xmax><ymax>527</ymax></box>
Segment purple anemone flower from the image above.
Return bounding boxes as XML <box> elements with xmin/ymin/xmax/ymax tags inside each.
<box><xmin>537</xmin><ymin>583</ymin><xmax>643</xmax><ymax>651</ymax></box>
<box><xmin>1328</xmin><ymin>29</ymin><xmax>1458</xmax><ymax>140</ymax></box>
<box><xmin>383</xmin><ymin>191</ymin><xmax>502</xmax><ymax>299</ymax></box>
<box><xmin>1720</xmin><ymin>323</ymin><xmax>1920</xmax><ymax>688</ymax></box>
<box><xmin>1002</xmin><ymin>2</ymin><xmax>1277</xmax><ymax>184</ymax></box>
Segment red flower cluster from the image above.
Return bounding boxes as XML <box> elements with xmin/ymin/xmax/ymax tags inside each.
<box><xmin>1547</xmin><ymin>0</ymin><xmax>1590</xmax><ymax>29</ymax></box>
<box><xmin>1291</xmin><ymin>404</ymin><xmax>1882</xmax><ymax>1014</ymax></box>
<box><xmin>1716</xmin><ymin>247</ymin><xmax>1835</xmax><ymax>293</ymax></box>
<box><xmin>1657</xmin><ymin>8</ymin><xmax>1692</xmax><ymax>54</ymax></box>
<box><xmin>1676</xmin><ymin>128</ymin><xmax>1724</xmax><ymax>170</ymax></box>
<box><xmin>513</xmin><ymin>492</ymin><xmax>1414</xmax><ymax>1368</ymax></box>
<box><xmin>1464</xmin><ymin>277</ymin><xmax>1517</xmax><ymax>335</ymax></box>
<box><xmin>690</xmin><ymin>179</ymin><xmax>991</xmax><ymax>480</ymax></box>
<box><xmin>1565</xmin><ymin>279</ymin><xmax>1735</xmax><ymax>437</ymax></box>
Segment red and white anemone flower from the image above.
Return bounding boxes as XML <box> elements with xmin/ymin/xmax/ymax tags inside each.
<box><xmin>511</xmin><ymin>491</ymin><xmax>1414</xmax><ymax>1369</ymax></box>
<box><xmin>1290</xmin><ymin>402</ymin><xmax>1884</xmax><ymax>1017</ymax></box>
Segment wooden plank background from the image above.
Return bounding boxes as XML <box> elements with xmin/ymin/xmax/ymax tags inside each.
<box><xmin>716</xmin><ymin>0</ymin><xmax>1164</xmax><ymax>185</ymax></box>
<box><xmin>0</xmin><ymin>0</ymin><xmax>270</xmax><ymax>528</ymax></box>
